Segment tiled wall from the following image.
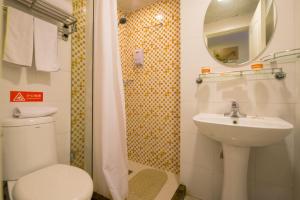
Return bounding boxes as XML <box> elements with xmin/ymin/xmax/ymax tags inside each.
<box><xmin>119</xmin><ymin>0</ymin><xmax>181</xmax><ymax>174</ymax></box>
<box><xmin>71</xmin><ymin>0</ymin><xmax>87</xmax><ymax>169</ymax></box>
<box><xmin>181</xmin><ymin>0</ymin><xmax>297</xmax><ymax>199</ymax></box>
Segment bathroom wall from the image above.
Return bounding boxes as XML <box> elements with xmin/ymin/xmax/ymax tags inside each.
<box><xmin>0</xmin><ymin>0</ymin><xmax>3</xmax><ymax>198</ymax></box>
<box><xmin>70</xmin><ymin>0</ymin><xmax>87</xmax><ymax>170</ymax></box>
<box><xmin>181</xmin><ymin>0</ymin><xmax>297</xmax><ymax>199</ymax></box>
<box><xmin>0</xmin><ymin>10</ymin><xmax>72</xmax><ymax>166</ymax></box>
<box><xmin>295</xmin><ymin>0</ymin><xmax>300</xmax><ymax>199</ymax></box>
<box><xmin>119</xmin><ymin>0</ymin><xmax>181</xmax><ymax>173</ymax></box>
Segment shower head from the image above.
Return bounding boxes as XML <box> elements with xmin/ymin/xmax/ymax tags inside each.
<box><xmin>119</xmin><ymin>16</ymin><xmax>127</xmax><ymax>24</ymax></box>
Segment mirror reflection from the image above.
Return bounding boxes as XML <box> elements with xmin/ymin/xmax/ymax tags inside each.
<box><xmin>204</xmin><ymin>0</ymin><xmax>277</xmax><ymax>66</ymax></box>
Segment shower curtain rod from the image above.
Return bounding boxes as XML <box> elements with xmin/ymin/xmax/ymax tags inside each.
<box><xmin>3</xmin><ymin>0</ymin><xmax>77</xmax><ymax>41</ymax></box>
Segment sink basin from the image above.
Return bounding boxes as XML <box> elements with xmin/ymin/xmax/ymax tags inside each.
<box><xmin>193</xmin><ymin>113</ymin><xmax>293</xmax><ymax>200</ymax></box>
<box><xmin>193</xmin><ymin>113</ymin><xmax>293</xmax><ymax>147</ymax></box>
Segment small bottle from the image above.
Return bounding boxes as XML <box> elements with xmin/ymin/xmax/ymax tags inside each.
<box><xmin>201</xmin><ymin>67</ymin><xmax>212</xmax><ymax>74</ymax></box>
<box><xmin>251</xmin><ymin>63</ymin><xmax>264</xmax><ymax>71</ymax></box>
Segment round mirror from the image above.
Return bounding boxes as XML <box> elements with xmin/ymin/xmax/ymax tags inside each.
<box><xmin>203</xmin><ymin>0</ymin><xmax>277</xmax><ymax>66</ymax></box>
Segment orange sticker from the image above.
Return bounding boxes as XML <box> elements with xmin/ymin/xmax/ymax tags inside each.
<box><xmin>10</xmin><ymin>91</ymin><xmax>43</xmax><ymax>102</ymax></box>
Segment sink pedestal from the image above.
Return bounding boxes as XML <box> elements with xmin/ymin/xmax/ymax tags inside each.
<box><xmin>193</xmin><ymin>113</ymin><xmax>293</xmax><ymax>200</ymax></box>
<box><xmin>222</xmin><ymin>144</ymin><xmax>250</xmax><ymax>200</ymax></box>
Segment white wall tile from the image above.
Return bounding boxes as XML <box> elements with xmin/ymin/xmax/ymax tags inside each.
<box><xmin>181</xmin><ymin>162</ymin><xmax>214</xmax><ymax>200</ymax></box>
<box><xmin>253</xmin><ymin>183</ymin><xmax>293</xmax><ymax>200</ymax></box>
<box><xmin>295</xmin><ymin>103</ymin><xmax>300</xmax><ymax>200</ymax></box>
<box><xmin>294</xmin><ymin>0</ymin><xmax>300</xmax><ymax>198</ymax></box>
<box><xmin>211</xmin><ymin>171</ymin><xmax>223</xmax><ymax>200</ymax></box>
<box><xmin>55</xmin><ymin>132</ymin><xmax>71</xmax><ymax>164</ymax></box>
<box><xmin>254</xmin><ymin>144</ymin><xmax>293</xmax><ymax>187</ymax></box>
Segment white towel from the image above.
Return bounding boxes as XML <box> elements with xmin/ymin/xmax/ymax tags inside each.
<box><xmin>3</xmin><ymin>7</ymin><xmax>34</xmax><ymax>66</ymax></box>
<box><xmin>43</xmin><ymin>0</ymin><xmax>73</xmax><ymax>14</ymax></box>
<box><xmin>34</xmin><ymin>18</ymin><xmax>59</xmax><ymax>72</ymax></box>
<box><xmin>13</xmin><ymin>106</ymin><xmax>58</xmax><ymax>118</ymax></box>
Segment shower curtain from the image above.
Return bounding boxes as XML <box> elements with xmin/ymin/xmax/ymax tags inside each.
<box><xmin>92</xmin><ymin>0</ymin><xmax>128</xmax><ymax>199</ymax></box>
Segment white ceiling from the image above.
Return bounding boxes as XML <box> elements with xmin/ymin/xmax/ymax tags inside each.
<box><xmin>117</xmin><ymin>0</ymin><xmax>160</xmax><ymax>12</ymax></box>
<box><xmin>205</xmin><ymin>0</ymin><xmax>260</xmax><ymax>24</ymax></box>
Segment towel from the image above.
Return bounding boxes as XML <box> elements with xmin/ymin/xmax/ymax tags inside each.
<box><xmin>34</xmin><ymin>18</ymin><xmax>59</xmax><ymax>72</ymax></box>
<box><xmin>3</xmin><ymin>7</ymin><xmax>34</xmax><ymax>66</ymax></box>
<box><xmin>13</xmin><ymin>106</ymin><xmax>58</xmax><ymax>118</ymax></box>
<box><xmin>43</xmin><ymin>0</ymin><xmax>73</xmax><ymax>14</ymax></box>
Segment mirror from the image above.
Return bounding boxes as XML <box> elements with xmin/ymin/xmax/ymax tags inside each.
<box><xmin>203</xmin><ymin>0</ymin><xmax>277</xmax><ymax>66</ymax></box>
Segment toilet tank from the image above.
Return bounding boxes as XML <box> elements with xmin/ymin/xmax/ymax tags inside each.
<box><xmin>2</xmin><ymin>117</ymin><xmax>58</xmax><ymax>180</ymax></box>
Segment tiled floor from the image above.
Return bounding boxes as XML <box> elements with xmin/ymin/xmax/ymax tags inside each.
<box><xmin>128</xmin><ymin>160</ymin><xmax>180</xmax><ymax>200</ymax></box>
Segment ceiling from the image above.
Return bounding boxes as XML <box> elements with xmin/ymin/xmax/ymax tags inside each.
<box><xmin>117</xmin><ymin>0</ymin><xmax>160</xmax><ymax>12</ymax></box>
<box><xmin>205</xmin><ymin>0</ymin><xmax>260</xmax><ymax>24</ymax></box>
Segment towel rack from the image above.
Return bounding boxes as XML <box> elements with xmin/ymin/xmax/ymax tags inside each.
<box><xmin>195</xmin><ymin>67</ymin><xmax>286</xmax><ymax>84</ymax></box>
<box><xmin>3</xmin><ymin>0</ymin><xmax>77</xmax><ymax>41</ymax></box>
<box><xmin>260</xmin><ymin>48</ymin><xmax>300</xmax><ymax>64</ymax></box>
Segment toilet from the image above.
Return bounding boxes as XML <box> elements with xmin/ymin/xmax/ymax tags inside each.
<box><xmin>2</xmin><ymin>117</ymin><xmax>93</xmax><ymax>200</ymax></box>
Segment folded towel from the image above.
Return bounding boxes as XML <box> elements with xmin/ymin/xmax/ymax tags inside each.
<box><xmin>13</xmin><ymin>106</ymin><xmax>58</xmax><ymax>118</ymax></box>
<box><xmin>43</xmin><ymin>0</ymin><xmax>73</xmax><ymax>14</ymax></box>
<box><xmin>34</xmin><ymin>18</ymin><xmax>59</xmax><ymax>72</ymax></box>
<box><xmin>3</xmin><ymin>7</ymin><xmax>34</xmax><ymax>66</ymax></box>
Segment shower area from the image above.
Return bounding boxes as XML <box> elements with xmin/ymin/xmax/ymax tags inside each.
<box><xmin>70</xmin><ymin>0</ymin><xmax>181</xmax><ymax>199</ymax></box>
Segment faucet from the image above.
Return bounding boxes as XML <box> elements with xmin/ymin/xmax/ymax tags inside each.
<box><xmin>224</xmin><ymin>101</ymin><xmax>247</xmax><ymax>118</ymax></box>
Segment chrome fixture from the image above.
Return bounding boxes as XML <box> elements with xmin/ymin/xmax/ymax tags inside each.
<box><xmin>224</xmin><ymin>101</ymin><xmax>247</xmax><ymax>118</ymax></box>
<box><xmin>274</xmin><ymin>70</ymin><xmax>286</xmax><ymax>80</ymax></box>
<box><xmin>119</xmin><ymin>15</ymin><xmax>127</xmax><ymax>25</ymax></box>
<box><xmin>196</xmin><ymin>76</ymin><xmax>203</xmax><ymax>84</ymax></box>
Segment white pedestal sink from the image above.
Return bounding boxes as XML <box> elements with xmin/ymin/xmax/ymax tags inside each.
<box><xmin>193</xmin><ymin>113</ymin><xmax>293</xmax><ymax>200</ymax></box>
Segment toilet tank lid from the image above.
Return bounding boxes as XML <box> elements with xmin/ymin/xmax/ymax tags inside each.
<box><xmin>2</xmin><ymin>117</ymin><xmax>54</xmax><ymax>127</ymax></box>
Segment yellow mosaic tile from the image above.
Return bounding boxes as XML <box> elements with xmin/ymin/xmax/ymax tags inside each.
<box><xmin>71</xmin><ymin>0</ymin><xmax>87</xmax><ymax>169</ymax></box>
<box><xmin>119</xmin><ymin>0</ymin><xmax>181</xmax><ymax>173</ymax></box>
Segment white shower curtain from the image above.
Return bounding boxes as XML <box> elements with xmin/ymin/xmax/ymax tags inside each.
<box><xmin>93</xmin><ymin>0</ymin><xmax>128</xmax><ymax>199</ymax></box>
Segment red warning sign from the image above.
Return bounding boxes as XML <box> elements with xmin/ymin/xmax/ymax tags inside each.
<box><xmin>10</xmin><ymin>91</ymin><xmax>43</xmax><ymax>102</ymax></box>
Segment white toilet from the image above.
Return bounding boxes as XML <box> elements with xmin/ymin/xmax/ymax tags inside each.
<box><xmin>2</xmin><ymin>117</ymin><xmax>93</xmax><ymax>200</ymax></box>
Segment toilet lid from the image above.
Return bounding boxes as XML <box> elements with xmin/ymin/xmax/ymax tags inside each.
<box><xmin>13</xmin><ymin>164</ymin><xmax>93</xmax><ymax>200</ymax></box>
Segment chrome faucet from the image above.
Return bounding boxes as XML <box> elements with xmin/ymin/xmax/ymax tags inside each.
<box><xmin>224</xmin><ymin>101</ymin><xmax>247</xmax><ymax>118</ymax></box>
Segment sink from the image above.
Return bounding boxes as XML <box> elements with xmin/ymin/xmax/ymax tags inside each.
<box><xmin>193</xmin><ymin>113</ymin><xmax>293</xmax><ymax>147</ymax></box>
<box><xmin>193</xmin><ymin>113</ymin><xmax>293</xmax><ymax>200</ymax></box>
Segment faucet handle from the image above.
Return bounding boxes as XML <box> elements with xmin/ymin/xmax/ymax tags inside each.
<box><xmin>231</xmin><ymin>100</ymin><xmax>239</xmax><ymax>108</ymax></box>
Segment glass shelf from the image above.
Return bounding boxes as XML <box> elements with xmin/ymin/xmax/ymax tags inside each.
<box><xmin>196</xmin><ymin>68</ymin><xmax>286</xmax><ymax>84</ymax></box>
<box><xmin>260</xmin><ymin>48</ymin><xmax>300</xmax><ymax>64</ymax></box>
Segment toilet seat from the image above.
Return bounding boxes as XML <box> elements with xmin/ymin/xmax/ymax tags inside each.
<box><xmin>12</xmin><ymin>164</ymin><xmax>93</xmax><ymax>200</ymax></box>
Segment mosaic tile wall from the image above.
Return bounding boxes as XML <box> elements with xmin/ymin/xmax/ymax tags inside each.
<box><xmin>71</xmin><ymin>0</ymin><xmax>87</xmax><ymax>169</ymax></box>
<box><xmin>119</xmin><ymin>0</ymin><xmax>181</xmax><ymax>173</ymax></box>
